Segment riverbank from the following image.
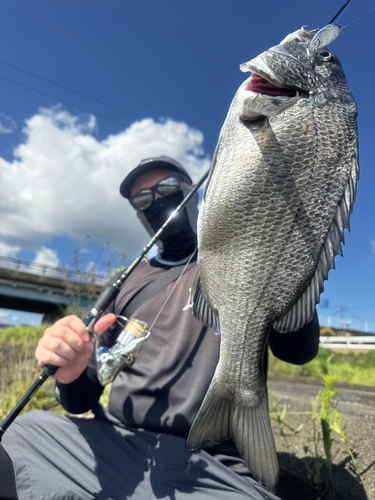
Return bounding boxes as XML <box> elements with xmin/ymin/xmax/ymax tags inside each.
<box><xmin>1</xmin><ymin>330</ymin><xmax>374</xmax><ymax>498</ymax></box>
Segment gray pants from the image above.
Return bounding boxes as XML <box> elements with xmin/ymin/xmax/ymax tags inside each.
<box><xmin>2</xmin><ymin>410</ymin><xmax>280</xmax><ymax>500</ymax></box>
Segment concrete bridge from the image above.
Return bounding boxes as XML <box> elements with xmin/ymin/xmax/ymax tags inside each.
<box><xmin>1</xmin><ymin>256</ymin><xmax>374</xmax><ymax>333</ymax></box>
<box><xmin>0</xmin><ymin>256</ymin><xmax>112</xmax><ymax>323</ymax></box>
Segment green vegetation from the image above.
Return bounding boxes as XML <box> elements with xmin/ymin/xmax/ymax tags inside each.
<box><xmin>0</xmin><ymin>339</ymin><xmax>62</xmax><ymax>419</ymax></box>
<box><xmin>0</xmin><ymin>368</ymin><xmax>63</xmax><ymax>419</ymax></box>
<box><xmin>0</xmin><ymin>326</ymin><xmax>109</xmax><ymax>419</ymax></box>
<box><xmin>0</xmin><ymin>325</ymin><xmax>49</xmax><ymax>343</ymax></box>
<box><xmin>1</xmin><ymin>326</ymin><xmax>368</xmax><ymax>496</ymax></box>
<box><xmin>1</xmin><ymin>325</ymin><xmax>374</xmax><ymax>420</ymax></box>
<box><xmin>270</xmin><ymin>356</ymin><xmax>362</xmax><ymax>497</ymax></box>
<box><xmin>268</xmin><ymin>347</ymin><xmax>375</xmax><ymax>386</ymax></box>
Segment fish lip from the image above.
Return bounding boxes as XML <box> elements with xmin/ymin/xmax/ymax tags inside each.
<box><xmin>244</xmin><ymin>48</ymin><xmax>308</xmax><ymax>95</ymax></box>
<box><xmin>243</xmin><ymin>58</ymin><xmax>283</xmax><ymax>89</ymax></box>
<box><xmin>244</xmin><ymin>71</ymin><xmax>305</xmax><ymax>97</ymax></box>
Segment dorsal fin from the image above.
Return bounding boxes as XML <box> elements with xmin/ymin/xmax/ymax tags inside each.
<box><xmin>273</xmin><ymin>153</ymin><xmax>359</xmax><ymax>332</ymax></box>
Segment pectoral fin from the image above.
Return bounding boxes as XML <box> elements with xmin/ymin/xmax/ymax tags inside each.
<box><xmin>189</xmin><ymin>268</ymin><xmax>220</xmax><ymax>333</ymax></box>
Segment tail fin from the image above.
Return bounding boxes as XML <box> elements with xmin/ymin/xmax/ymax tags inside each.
<box><xmin>187</xmin><ymin>380</ymin><xmax>279</xmax><ymax>492</ymax></box>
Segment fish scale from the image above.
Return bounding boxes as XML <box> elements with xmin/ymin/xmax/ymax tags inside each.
<box><xmin>187</xmin><ymin>27</ymin><xmax>358</xmax><ymax>492</ymax></box>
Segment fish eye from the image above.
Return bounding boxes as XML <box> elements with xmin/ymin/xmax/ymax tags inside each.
<box><xmin>318</xmin><ymin>51</ymin><xmax>333</xmax><ymax>62</ymax></box>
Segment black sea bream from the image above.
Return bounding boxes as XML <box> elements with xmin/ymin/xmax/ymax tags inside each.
<box><xmin>187</xmin><ymin>27</ymin><xmax>359</xmax><ymax>491</ymax></box>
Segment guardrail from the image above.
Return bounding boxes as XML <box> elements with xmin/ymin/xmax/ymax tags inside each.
<box><xmin>318</xmin><ymin>314</ymin><xmax>375</xmax><ymax>334</ymax></box>
<box><xmin>0</xmin><ymin>255</ymin><xmax>113</xmax><ymax>286</ymax></box>
<box><xmin>319</xmin><ymin>336</ymin><xmax>375</xmax><ymax>350</ymax></box>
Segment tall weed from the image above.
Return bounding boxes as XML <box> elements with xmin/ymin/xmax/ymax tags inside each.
<box><xmin>0</xmin><ymin>341</ymin><xmax>62</xmax><ymax>419</ymax></box>
<box><xmin>270</xmin><ymin>355</ymin><xmax>362</xmax><ymax>496</ymax></box>
<box><xmin>0</xmin><ymin>328</ymin><xmax>111</xmax><ymax>420</ymax></box>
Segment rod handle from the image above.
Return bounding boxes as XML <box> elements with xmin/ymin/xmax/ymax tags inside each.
<box><xmin>42</xmin><ymin>364</ymin><xmax>59</xmax><ymax>376</ymax></box>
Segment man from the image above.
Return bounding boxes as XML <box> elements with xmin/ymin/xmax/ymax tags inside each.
<box><xmin>2</xmin><ymin>156</ymin><xmax>319</xmax><ymax>499</ymax></box>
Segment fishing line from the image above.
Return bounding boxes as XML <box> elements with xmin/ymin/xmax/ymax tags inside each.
<box><xmin>0</xmin><ymin>174</ymin><xmax>208</xmax><ymax>437</ymax></box>
<box><xmin>327</xmin><ymin>1</ymin><xmax>375</xmax><ymax>33</ymax></box>
<box><xmin>343</xmin><ymin>5</ymin><xmax>375</xmax><ymax>27</ymax></box>
<box><xmin>306</xmin><ymin>0</ymin><xmax>375</xmax><ymax>83</ymax></box>
<box><xmin>308</xmin><ymin>1</ymin><xmax>375</xmax><ymax>66</ymax></box>
<box><xmin>148</xmin><ymin>246</ymin><xmax>198</xmax><ymax>332</ymax></box>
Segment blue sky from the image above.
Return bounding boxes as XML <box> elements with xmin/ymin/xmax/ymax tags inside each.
<box><xmin>0</xmin><ymin>0</ymin><xmax>374</xmax><ymax>330</ymax></box>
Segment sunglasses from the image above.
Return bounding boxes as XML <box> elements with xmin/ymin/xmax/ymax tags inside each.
<box><xmin>130</xmin><ymin>176</ymin><xmax>182</xmax><ymax>211</ymax></box>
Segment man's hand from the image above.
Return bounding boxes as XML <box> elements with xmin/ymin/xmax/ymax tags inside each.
<box><xmin>35</xmin><ymin>314</ymin><xmax>116</xmax><ymax>384</ymax></box>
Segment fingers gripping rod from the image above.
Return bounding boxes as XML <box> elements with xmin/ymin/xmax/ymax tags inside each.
<box><xmin>0</xmin><ymin>169</ymin><xmax>209</xmax><ymax>438</ymax></box>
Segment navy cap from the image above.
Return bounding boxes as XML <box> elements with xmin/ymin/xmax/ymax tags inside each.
<box><xmin>119</xmin><ymin>156</ymin><xmax>193</xmax><ymax>199</ymax></box>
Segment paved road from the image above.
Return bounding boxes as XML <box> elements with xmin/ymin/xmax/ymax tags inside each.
<box><xmin>268</xmin><ymin>376</ymin><xmax>375</xmax><ymax>414</ymax></box>
<box><xmin>267</xmin><ymin>376</ymin><xmax>375</xmax><ymax>500</ymax></box>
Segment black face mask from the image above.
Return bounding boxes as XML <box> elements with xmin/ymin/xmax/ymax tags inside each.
<box><xmin>143</xmin><ymin>191</ymin><xmax>197</xmax><ymax>261</ymax></box>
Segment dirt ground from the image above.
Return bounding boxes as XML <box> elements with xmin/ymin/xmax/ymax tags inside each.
<box><xmin>268</xmin><ymin>377</ymin><xmax>375</xmax><ymax>500</ymax></box>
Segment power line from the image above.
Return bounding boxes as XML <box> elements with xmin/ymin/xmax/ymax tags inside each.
<box><xmin>0</xmin><ymin>58</ymin><xmax>140</xmax><ymax>121</ymax></box>
<box><xmin>347</xmin><ymin>303</ymin><xmax>375</xmax><ymax>311</ymax></box>
<box><xmin>353</xmin><ymin>208</ymin><xmax>375</xmax><ymax>224</ymax></box>
<box><xmin>356</xmin><ymin>205</ymin><xmax>375</xmax><ymax>217</ymax></box>
<box><xmin>0</xmin><ymin>58</ymin><xmax>215</xmax><ymax>151</ymax></box>
<box><xmin>0</xmin><ymin>73</ymin><xmax>127</xmax><ymax>127</ymax></box>
<box><xmin>0</xmin><ymin>68</ymin><xmax>372</xmax><ymax>213</ymax></box>
<box><xmin>0</xmin><ymin>72</ymin><xmax>201</xmax><ymax>154</ymax></box>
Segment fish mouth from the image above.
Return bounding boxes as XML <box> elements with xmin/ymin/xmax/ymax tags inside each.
<box><xmin>246</xmin><ymin>73</ymin><xmax>298</xmax><ymax>97</ymax></box>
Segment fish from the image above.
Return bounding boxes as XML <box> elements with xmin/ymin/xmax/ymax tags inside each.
<box><xmin>187</xmin><ymin>26</ymin><xmax>359</xmax><ymax>492</ymax></box>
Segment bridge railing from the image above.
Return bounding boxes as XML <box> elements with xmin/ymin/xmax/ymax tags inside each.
<box><xmin>320</xmin><ymin>336</ymin><xmax>375</xmax><ymax>350</ymax></box>
<box><xmin>0</xmin><ymin>255</ymin><xmax>113</xmax><ymax>286</ymax></box>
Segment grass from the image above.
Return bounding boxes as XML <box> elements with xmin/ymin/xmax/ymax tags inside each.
<box><xmin>0</xmin><ymin>340</ymin><xmax>62</xmax><ymax>419</ymax></box>
<box><xmin>268</xmin><ymin>347</ymin><xmax>375</xmax><ymax>386</ymax></box>
<box><xmin>270</xmin><ymin>356</ymin><xmax>364</xmax><ymax>498</ymax></box>
<box><xmin>0</xmin><ymin>326</ymin><xmax>112</xmax><ymax>419</ymax></box>
<box><xmin>1</xmin><ymin>326</ymin><xmax>369</xmax><ymax>498</ymax></box>
<box><xmin>1</xmin><ymin>325</ymin><xmax>374</xmax><ymax>420</ymax></box>
<box><xmin>0</xmin><ymin>325</ymin><xmax>49</xmax><ymax>343</ymax></box>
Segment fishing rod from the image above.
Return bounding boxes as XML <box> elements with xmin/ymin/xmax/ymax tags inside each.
<box><xmin>328</xmin><ymin>0</ymin><xmax>352</xmax><ymax>24</ymax></box>
<box><xmin>0</xmin><ymin>168</ymin><xmax>209</xmax><ymax>438</ymax></box>
<box><xmin>0</xmin><ymin>0</ymin><xmax>355</xmax><ymax>440</ymax></box>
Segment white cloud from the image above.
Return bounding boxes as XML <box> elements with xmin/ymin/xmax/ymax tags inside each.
<box><xmin>0</xmin><ymin>242</ymin><xmax>21</xmax><ymax>258</ymax></box>
<box><xmin>0</xmin><ymin>114</ymin><xmax>17</xmax><ymax>135</ymax></box>
<box><xmin>0</xmin><ymin>108</ymin><xmax>210</xmax><ymax>258</ymax></box>
<box><xmin>372</xmin><ymin>240</ymin><xmax>375</xmax><ymax>255</ymax></box>
<box><xmin>33</xmin><ymin>246</ymin><xmax>60</xmax><ymax>267</ymax></box>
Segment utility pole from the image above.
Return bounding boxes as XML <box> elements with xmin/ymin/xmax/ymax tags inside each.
<box><xmin>336</xmin><ymin>304</ymin><xmax>351</xmax><ymax>332</ymax></box>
